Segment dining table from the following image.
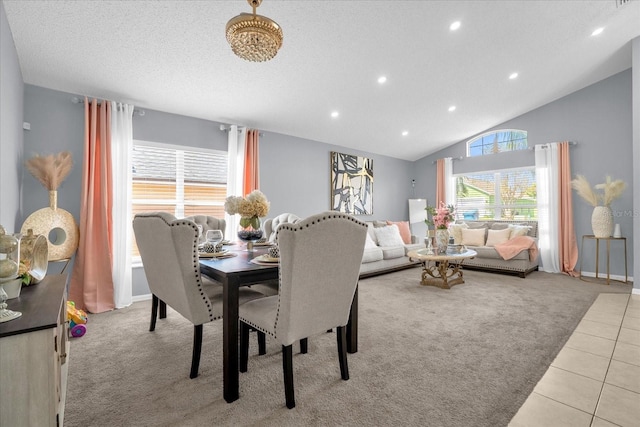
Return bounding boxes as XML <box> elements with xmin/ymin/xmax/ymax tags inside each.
<box><xmin>199</xmin><ymin>246</ymin><xmax>359</xmax><ymax>403</ymax></box>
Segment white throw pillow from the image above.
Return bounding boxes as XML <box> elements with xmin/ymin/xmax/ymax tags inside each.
<box><xmin>461</xmin><ymin>228</ymin><xmax>486</xmax><ymax>247</ymax></box>
<box><xmin>509</xmin><ymin>224</ymin><xmax>532</xmax><ymax>239</ymax></box>
<box><xmin>449</xmin><ymin>223</ymin><xmax>469</xmax><ymax>244</ymax></box>
<box><xmin>485</xmin><ymin>228</ymin><xmax>512</xmax><ymax>247</ymax></box>
<box><xmin>374</xmin><ymin>224</ymin><xmax>405</xmax><ymax>247</ymax></box>
<box><xmin>364</xmin><ymin>233</ymin><xmax>378</xmax><ymax>249</ymax></box>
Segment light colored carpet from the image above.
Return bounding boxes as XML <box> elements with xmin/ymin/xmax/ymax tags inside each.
<box><xmin>64</xmin><ymin>268</ymin><xmax>630</xmax><ymax>427</ymax></box>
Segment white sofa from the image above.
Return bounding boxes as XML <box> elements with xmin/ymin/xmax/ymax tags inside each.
<box><xmin>359</xmin><ymin>221</ymin><xmax>424</xmax><ymax>278</ymax></box>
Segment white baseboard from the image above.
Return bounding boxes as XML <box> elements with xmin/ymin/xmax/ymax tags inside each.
<box><xmin>132</xmin><ymin>294</ymin><xmax>152</xmax><ymax>303</ymax></box>
<box><xmin>580</xmin><ymin>271</ymin><xmax>634</xmax><ymax>283</ymax></box>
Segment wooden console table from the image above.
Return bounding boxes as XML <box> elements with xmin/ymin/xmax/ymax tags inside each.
<box><xmin>0</xmin><ymin>274</ymin><xmax>69</xmax><ymax>426</ymax></box>
<box><xmin>579</xmin><ymin>235</ymin><xmax>628</xmax><ymax>285</ymax></box>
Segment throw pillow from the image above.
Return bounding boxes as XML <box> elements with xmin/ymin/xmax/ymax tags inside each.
<box><xmin>373</xmin><ymin>220</ymin><xmax>388</xmax><ymax>228</ymax></box>
<box><xmin>386</xmin><ymin>220</ymin><xmax>411</xmax><ymax>244</ymax></box>
<box><xmin>485</xmin><ymin>228</ymin><xmax>512</xmax><ymax>247</ymax></box>
<box><xmin>509</xmin><ymin>224</ymin><xmax>532</xmax><ymax>239</ymax></box>
<box><xmin>449</xmin><ymin>223</ymin><xmax>469</xmax><ymax>244</ymax></box>
<box><xmin>461</xmin><ymin>227</ymin><xmax>486</xmax><ymax>247</ymax></box>
<box><xmin>374</xmin><ymin>224</ymin><xmax>405</xmax><ymax>247</ymax></box>
<box><xmin>364</xmin><ymin>233</ymin><xmax>378</xmax><ymax>249</ymax></box>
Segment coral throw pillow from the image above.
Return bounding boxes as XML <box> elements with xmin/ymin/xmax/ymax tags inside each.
<box><xmin>461</xmin><ymin>228</ymin><xmax>486</xmax><ymax>247</ymax></box>
<box><xmin>387</xmin><ymin>221</ymin><xmax>411</xmax><ymax>244</ymax></box>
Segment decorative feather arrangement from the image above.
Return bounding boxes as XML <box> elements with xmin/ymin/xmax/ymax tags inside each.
<box><xmin>25</xmin><ymin>151</ymin><xmax>73</xmax><ymax>191</ymax></box>
<box><xmin>571</xmin><ymin>174</ymin><xmax>626</xmax><ymax>207</ymax></box>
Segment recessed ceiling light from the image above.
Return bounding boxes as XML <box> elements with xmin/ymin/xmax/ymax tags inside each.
<box><xmin>509</xmin><ymin>72</ymin><xmax>518</xmax><ymax>80</ymax></box>
<box><xmin>448</xmin><ymin>106</ymin><xmax>456</xmax><ymax>112</ymax></box>
<box><xmin>402</xmin><ymin>131</ymin><xmax>409</xmax><ymax>136</ymax></box>
<box><xmin>591</xmin><ymin>27</ymin><xmax>604</xmax><ymax>36</ymax></box>
<box><xmin>450</xmin><ymin>21</ymin><xmax>461</xmax><ymax>31</ymax></box>
<box><xmin>378</xmin><ymin>76</ymin><xmax>387</xmax><ymax>84</ymax></box>
<box><xmin>331</xmin><ymin>111</ymin><xmax>339</xmax><ymax>118</ymax></box>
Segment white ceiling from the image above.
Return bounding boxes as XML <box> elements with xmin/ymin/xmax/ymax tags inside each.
<box><xmin>3</xmin><ymin>0</ymin><xmax>639</xmax><ymax>161</ymax></box>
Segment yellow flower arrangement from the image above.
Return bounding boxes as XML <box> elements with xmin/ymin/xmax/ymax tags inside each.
<box><xmin>224</xmin><ymin>190</ymin><xmax>270</xmax><ymax>229</ymax></box>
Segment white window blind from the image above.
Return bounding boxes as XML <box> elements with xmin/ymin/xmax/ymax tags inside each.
<box><xmin>131</xmin><ymin>142</ymin><xmax>228</xmax><ymax>257</ymax></box>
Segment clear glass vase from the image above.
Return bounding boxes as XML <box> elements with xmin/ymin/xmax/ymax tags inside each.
<box><xmin>237</xmin><ymin>218</ymin><xmax>263</xmax><ymax>252</ymax></box>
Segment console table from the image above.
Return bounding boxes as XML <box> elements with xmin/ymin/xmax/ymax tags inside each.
<box><xmin>0</xmin><ymin>274</ymin><xmax>69</xmax><ymax>426</ymax></box>
<box><xmin>579</xmin><ymin>235</ymin><xmax>628</xmax><ymax>285</ymax></box>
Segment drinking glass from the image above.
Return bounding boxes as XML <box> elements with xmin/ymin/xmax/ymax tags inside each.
<box><xmin>205</xmin><ymin>230</ymin><xmax>223</xmax><ymax>246</ymax></box>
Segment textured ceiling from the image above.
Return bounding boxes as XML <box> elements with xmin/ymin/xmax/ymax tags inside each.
<box><xmin>3</xmin><ymin>0</ymin><xmax>639</xmax><ymax>160</ymax></box>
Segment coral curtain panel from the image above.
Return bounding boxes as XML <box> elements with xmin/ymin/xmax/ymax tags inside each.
<box><xmin>243</xmin><ymin>129</ymin><xmax>260</xmax><ymax>195</ymax></box>
<box><xmin>69</xmin><ymin>98</ymin><xmax>115</xmax><ymax>313</ymax></box>
<box><xmin>558</xmin><ymin>142</ymin><xmax>579</xmax><ymax>276</ymax></box>
<box><xmin>436</xmin><ymin>158</ymin><xmax>445</xmax><ymax>207</ymax></box>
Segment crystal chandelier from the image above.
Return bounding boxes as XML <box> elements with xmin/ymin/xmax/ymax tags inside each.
<box><xmin>226</xmin><ymin>0</ymin><xmax>283</xmax><ymax>62</ymax></box>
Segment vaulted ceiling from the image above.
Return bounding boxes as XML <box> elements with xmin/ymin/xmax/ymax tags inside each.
<box><xmin>3</xmin><ymin>0</ymin><xmax>639</xmax><ymax>160</ymax></box>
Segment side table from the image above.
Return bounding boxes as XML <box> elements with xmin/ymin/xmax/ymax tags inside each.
<box><xmin>579</xmin><ymin>235</ymin><xmax>628</xmax><ymax>285</ymax></box>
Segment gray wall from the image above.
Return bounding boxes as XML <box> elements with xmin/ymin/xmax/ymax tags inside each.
<box><xmin>414</xmin><ymin>69</ymin><xmax>635</xmax><ymax>284</ymax></box>
<box><xmin>0</xmin><ymin>2</ymin><xmax>24</xmax><ymax>232</ymax></box>
<box><xmin>633</xmin><ymin>36</ymin><xmax>639</xmax><ymax>292</ymax></box>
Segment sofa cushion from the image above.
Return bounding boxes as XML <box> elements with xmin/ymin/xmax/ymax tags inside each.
<box><xmin>364</xmin><ymin>233</ymin><xmax>378</xmax><ymax>249</ymax></box>
<box><xmin>374</xmin><ymin>224</ymin><xmax>405</xmax><ymax>247</ymax></box>
<box><xmin>485</xmin><ymin>228</ymin><xmax>511</xmax><ymax>247</ymax></box>
<box><xmin>468</xmin><ymin>246</ymin><xmax>530</xmax><ymax>261</ymax></box>
<box><xmin>450</xmin><ymin>223</ymin><xmax>468</xmax><ymax>244</ymax></box>
<box><xmin>380</xmin><ymin>245</ymin><xmax>406</xmax><ymax>260</ymax></box>
<box><xmin>404</xmin><ymin>242</ymin><xmax>425</xmax><ymax>254</ymax></box>
<box><xmin>386</xmin><ymin>220</ymin><xmax>411</xmax><ymax>244</ymax></box>
<box><xmin>362</xmin><ymin>246</ymin><xmax>384</xmax><ymax>263</ymax></box>
<box><xmin>461</xmin><ymin>228</ymin><xmax>486</xmax><ymax>246</ymax></box>
<box><xmin>509</xmin><ymin>224</ymin><xmax>532</xmax><ymax>239</ymax></box>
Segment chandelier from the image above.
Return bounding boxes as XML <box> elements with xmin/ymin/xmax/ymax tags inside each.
<box><xmin>226</xmin><ymin>0</ymin><xmax>283</xmax><ymax>62</ymax></box>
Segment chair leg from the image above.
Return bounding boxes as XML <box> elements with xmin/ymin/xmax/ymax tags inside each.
<box><xmin>190</xmin><ymin>324</ymin><xmax>203</xmax><ymax>379</ymax></box>
<box><xmin>150</xmin><ymin>294</ymin><xmax>159</xmax><ymax>331</ymax></box>
<box><xmin>159</xmin><ymin>300</ymin><xmax>167</xmax><ymax>319</ymax></box>
<box><xmin>300</xmin><ymin>338</ymin><xmax>308</xmax><ymax>354</ymax></box>
<box><xmin>240</xmin><ymin>322</ymin><xmax>250</xmax><ymax>373</ymax></box>
<box><xmin>337</xmin><ymin>326</ymin><xmax>349</xmax><ymax>381</ymax></box>
<box><xmin>282</xmin><ymin>345</ymin><xmax>295</xmax><ymax>409</ymax></box>
<box><xmin>257</xmin><ymin>331</ymin><xmax>266</xmax><ymax>355</ymax></box>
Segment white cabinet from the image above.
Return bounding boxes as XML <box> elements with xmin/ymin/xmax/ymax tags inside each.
<box><xmin>0</xmin><ymin>275</ymin><xmax>69</xmax><ymax>427</ymax></box>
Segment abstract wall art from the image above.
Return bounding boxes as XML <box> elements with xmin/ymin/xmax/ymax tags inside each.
<box><xmin>330</xmin><ymin>151</ymin><xmax>373</xmax><ymax>215</ymax></box>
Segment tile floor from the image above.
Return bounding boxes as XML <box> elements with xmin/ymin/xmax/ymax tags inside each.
<box><xmin>510</xmin><ymin>292</ymin><xmax>640</xmax><ymax>427</ymax></box>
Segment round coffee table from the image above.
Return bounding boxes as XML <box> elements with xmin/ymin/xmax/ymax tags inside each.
<box><xmin>407</xmin><ymin>248</ymin><xmax>477</xmax><ymax>289</ymax></box>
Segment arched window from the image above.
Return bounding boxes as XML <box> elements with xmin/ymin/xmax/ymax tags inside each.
<box><xmin>467</xmin><ymin>129</ymin><xmax>528</xmax><ymax>157</ymax></box>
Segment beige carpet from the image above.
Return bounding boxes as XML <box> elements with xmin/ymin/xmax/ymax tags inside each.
<box><xmin>64</xmin><ymin>268</ymin><xmax>630</xmax><ymax>427</ymax></box>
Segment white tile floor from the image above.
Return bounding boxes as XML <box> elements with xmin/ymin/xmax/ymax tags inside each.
<box><xmin>510</xmin><ymin>293</ymin><xmax>640</xmax><ymax>427</ymax></box>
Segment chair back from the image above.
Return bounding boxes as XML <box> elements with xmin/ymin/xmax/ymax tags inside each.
<box><xmin>183</xmin><ymin>215</ymin><xmax>226</xmax><ymax>243</ymax></box>
<box><xmin>133</xmin><ymin>212</ymin><xmax>216</xmax><ymax>325</ymax></box>
<box><xmin>263</xmin><ymin>213</ymin><xmax>300</xmax><ymax>243</ymax></box>
<box><xmin>274</xmin><ymin>212</ymin><xmax>367</xmax><ymax>346</ymax></box>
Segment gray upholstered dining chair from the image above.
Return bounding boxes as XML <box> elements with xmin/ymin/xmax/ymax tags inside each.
<box><xmin>133</xmin><ymin>212</ymin><xmax>267</xmax><ymax>379</ymax></box>
<box><xmin>183</xmin><ymin>214</ymin><xmax>226</xmax><ymax>244</ymax></box>
<box><xmin>263</xmin><ymin>212</ymin><xmax>300</xmax><ymax>243</ymax></box>
<box><xmin>238</xmin><ymin>211</ymin><xmax>368</xmax><ymax>409</ymax></box>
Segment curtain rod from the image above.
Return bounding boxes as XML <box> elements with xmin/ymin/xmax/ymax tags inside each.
<box><xmin>219</xmin><ymin>124</ymin><xmax>264</xmax><ymax>137</ymax></box>
<box><xmin>532</xmin><ymin>141</ymin><xmax>578</xmax><ymax>149</ymax></box>
<box><xmin>431</xmin><ymin>156</ymin><xmax>463</xmax><ymax>165</ymax></box>
<box><xmin>71</xmin><ymin>97</ymin><xmax>145</xmax><ymax>116</ymax></box>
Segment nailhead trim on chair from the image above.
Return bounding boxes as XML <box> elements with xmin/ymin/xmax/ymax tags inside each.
<box><xmin>175</xmin><ymin>219</ymin><xmax>216</xmax><ymax>320</ymax></box>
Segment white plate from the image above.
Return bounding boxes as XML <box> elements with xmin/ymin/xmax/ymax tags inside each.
<box><xmin>255</xmin><ymin>254</ymin><xmax>279</xmax><ymax>263</ymax></box>
<box><xmin>199</xmin><ymin>249</ymin><xmax>230</xmax><ymax>258</ymax></box>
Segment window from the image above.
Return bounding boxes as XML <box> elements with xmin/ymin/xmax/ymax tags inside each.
<box><xmin>467</xmin><ymin>129</ymin><xmax>528</xmax><ymax>157</ymax></box>
<box><xmin>132</xmin><ymin>141</ymin><xmax>228</xmax><ymax>256</ymax></box>
<box><xmin>455</xmin><ymin>168</ymin><xmax>537</xmax><ymax>220</ymax></box>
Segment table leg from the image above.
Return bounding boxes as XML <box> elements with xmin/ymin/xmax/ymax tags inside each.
<box><xmin>223</xmin><ymin>277</ymin><xmax>240</xmax><ymax>403</ymax></box>
<box><xmin>595</xmin><ymin>239</ymin><xmax>600</xmax><ymax>279</ymax></box>
<box><xmin>346</xmin><ymin>285</ymin><xmax>358</xmax><ymax>354</ymax></box>
<box><xmin>606</xmin><ymin>239</ymin><xmax>611</xmax><ymax>285</ymax></box>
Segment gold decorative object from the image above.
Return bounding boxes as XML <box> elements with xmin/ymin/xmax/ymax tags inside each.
<box><xmin>21</xmin><ymin>152</ymin><xmax>79</xmax><ymax>261</ymax></box>
<box><xmin>226</xmin><ymin>0</ymin><xmax>283</xmax><ymax>62</ymax></box>
<box><xmin>19</xmin><ymin>229</ymin><xmax>48</xmax><ymax>284</ymax></box>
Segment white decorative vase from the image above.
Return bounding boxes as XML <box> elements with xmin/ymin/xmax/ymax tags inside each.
<box><xmin>591</xmin><ymin>206</ymin><xmax>613</xmax><ymax>238</ymax></box>
<box><xmin>435</xmin><ymin>229</ymin><xmax>449</xmax><ymax>254</ymax></box>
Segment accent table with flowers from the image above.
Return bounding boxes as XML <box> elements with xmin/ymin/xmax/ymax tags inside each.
<box><xmin>408</xmin><ymin>248</ymin><xmax>477</xmax><ymax>289</ymax></box>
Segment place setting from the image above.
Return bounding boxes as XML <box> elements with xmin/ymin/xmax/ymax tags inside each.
<box><xmin>199</xmin><ymin>230</ymin><xmax>237</xmax><ymax>259</ymax></box>
<box><xmin>250</xmin><ymin>246</ymin><xmax>280</xmax><ymax>265</ymax></box>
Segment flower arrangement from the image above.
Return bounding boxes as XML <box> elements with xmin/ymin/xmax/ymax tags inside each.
<box><xmin>224</xmin><ymin>190</ymin><xmax>270</xmax><ymax>229</ymax></box>
<box><xmin>571</xmin><ymin>175</ymin><xmax>626</xmax><ymax>207</ymax></box>
<box><xmin>425</xmin><ymin>202</ymin><xmax>456</xmax><ymax>230</ymax></box>
<box><xmin>17</xmin><ymin>259</ymin><xmax>33</xmax><ymax>285</ymax></box>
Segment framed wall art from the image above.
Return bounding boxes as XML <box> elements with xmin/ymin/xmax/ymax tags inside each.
<box><xmin>330</xmin><ymin>151</ymin><xmax>373</xmax><ymax>215</ymax></box>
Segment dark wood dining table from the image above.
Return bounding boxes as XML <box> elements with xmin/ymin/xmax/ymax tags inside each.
<box><xmin>199</xmin><ymin>246</ymin><xmax>359</xmax><ymax>403</ymax></box>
